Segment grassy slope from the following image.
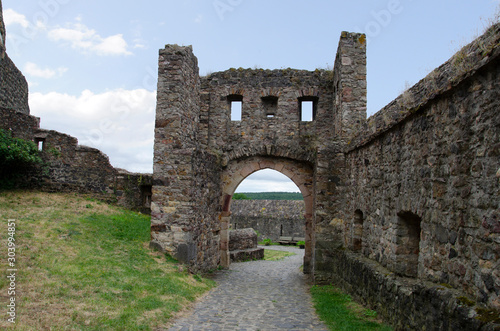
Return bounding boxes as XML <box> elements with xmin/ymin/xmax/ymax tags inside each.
<box><xmin>0</xmin><ymin>191</ymin><xmax>214</xmax><ymax>330</ymax></box>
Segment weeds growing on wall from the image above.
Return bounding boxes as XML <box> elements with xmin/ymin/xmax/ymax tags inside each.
<box><xmin>0</xmin><ymin>129</ymin><xmax>42</xmax><ymax>189</ymax></box>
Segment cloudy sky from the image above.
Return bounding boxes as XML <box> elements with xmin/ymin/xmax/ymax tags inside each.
<box><xmin>3</xmin><ymin>0</ymin><xmax>499</xmax><ymax>192</ymax></box>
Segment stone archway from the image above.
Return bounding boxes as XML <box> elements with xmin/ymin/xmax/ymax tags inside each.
<box><xmin>219</xmin><ymin>156</ymin><xmax>315</xmax><ymax>273</ymax></box>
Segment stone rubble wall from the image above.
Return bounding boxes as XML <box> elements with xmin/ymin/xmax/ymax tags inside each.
<box><xmin>0</xmin><ymin>1</ymin><xmax>151</xmax><ymax>212</ymax></box>
<box><xmin>327</xmin><ymin>249</ymin><xmax>500</xmax><ymax>330</ymax></box>
<box><xmin>152</xmin><ymin>32</ymin><xmax>366</xmax><ymax>274</ymax></box>
<box><xmin>0</xmin><ymin>1</ymin><xmax>29</xmax><ymax>115</ymax></box>
<box><xmin>230</xmin><ymin>200</ymin><xmax>305</xmax><ymax>241</ymax></box>
<box><xmin>0</xmin><ymin>0</ymin><xmax>5</xmax><ymax>53</ymax></box>
<box><xmin>229</xmin><ymin>228</ymin><xmax>264</xmax><ymax>262</ymax></box>
<box><xmin>151</xmin><ymin>21</ymin><xmax>500</xmax><ymax>329</ymax></box>
<box><xmin>0</xmin><ymin>107</ymin><xmax>40</xmax><ymax>140</ymax></box>
<box><xmin>229</xmin><ymin>228</ymin><xmax>258</xmax><ymax>251</ymax></box>
<box><xmin>315</xmin><ymin>23</ymin><xmax>500</xmax><ymax>327</ymax></box>
<box><xmin>0</xmin><ymin>54</ymin><xmax>30</xmax><ymax>114</ymax></box>
<box><xmin>151</xmin><ymin>45</ymin><xmax>222</xmax><ymax>270</ymax></box>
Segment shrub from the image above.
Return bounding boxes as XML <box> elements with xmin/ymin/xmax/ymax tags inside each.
<box><xmin>0</xmin><ymin>129</ymin><xmax>42</xmax><ymax>189</ymax></box>
<box><xmin>263</xmin><ymin>238</ymin><xmax>273</xmax><ymax>246</ymax></box>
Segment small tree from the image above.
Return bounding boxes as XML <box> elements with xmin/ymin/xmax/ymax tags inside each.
<box><xmin>232</xmin><ymin>193</ymin><xmax>250</xmax><ymax>200</ymax></box>
<box><xmin>0</xmin><ymin>129</ymin><xmax>42</xmax><ymax>189</ymax></box>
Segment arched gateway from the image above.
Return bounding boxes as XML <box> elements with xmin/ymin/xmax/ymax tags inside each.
<box><xmin>151</xmin><ymin>32</ymin><xmax>367</xmax><ymax>276</ymax></box>
<box><xmin>220</xmin><ymin>156</ymin><xmax>314</xmax><ymax>270</ymax></box>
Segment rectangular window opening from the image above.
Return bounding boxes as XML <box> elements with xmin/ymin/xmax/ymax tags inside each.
<box><xmin>36</xmin><ymin>139</ymin><xmax>45</xmax><ymax>151</ymax></box>
<box><xmin>231</xmin><ymin>100</ymin><xmax>242</xmax><ymax>121</ymax></box>
<box><xmin>301</xmin><ymin>101</ymin><xmax>314</xmax><ymax>122</ymax></box>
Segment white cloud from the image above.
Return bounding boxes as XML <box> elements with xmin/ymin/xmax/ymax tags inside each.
<box><xmin>235</xmin><ymin>169</ymin><xmax>300</xmax><ymax>193</ymax></box>
<box><xmin>3</xmin><ymin>9</ymin><xmax>30</xmax><ymax>28</ymax></box>
<box><xmin>24</xmin><ymin>62</ymin><xmax>68</xmax><ymax>79</ymax></box>
<box><xmin>48</xmin><ymin>22</ymin><xmax>132</xmax><ymax>56</ymax></box>
<box><xmin>133</xmin><ymin>39</ymin><xmax>147</xmax><ymax>49</ymax></box>
<box><xmin>194</xmin><ymin>14</ymin><xmax>204</xmax><ymax>24</ymax></box>
<box><xmin>29</xmin><ymin>89</ymin><xmax>156</xmax><ymax>173</ymax></box>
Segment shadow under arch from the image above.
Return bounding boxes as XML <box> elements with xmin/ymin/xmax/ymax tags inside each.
<box><xmin>219</xmin><ymin>155</ymin><xmax>315</xmax><ymax>273</ymax></box>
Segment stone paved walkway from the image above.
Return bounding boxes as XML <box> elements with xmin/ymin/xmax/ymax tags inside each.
<box><xmin>167</xmin><ymin>246</ymin><xmax>328</xmax><ymax>331</ymax></box>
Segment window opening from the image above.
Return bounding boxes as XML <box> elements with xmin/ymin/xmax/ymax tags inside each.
<box><xmin>35</xmin><ymin>138</ymin><xmax>45</xmax><ymax>151</ymax></box>
<box><xmin>228</xmin><ymin>94</ymin><xmax>243</xmax><ymax>121</ymax></box>
<box><xmin>299</xmin><ymin>96</ymin><xmax>318</xmax><ymax>121</ymax></box>
<box><xmin>140</xmin><ymin>185</ymin><xmax>152</xmax><ymax>208</ymax></box>
<box><xmin>231</xmin><ymin>101</ymin><xmax>242</xmax><ymax>121</ymax></box>
<box><xmin>262</xmin><ymin>96</ymin><xmax>278</xmax><ymax>118</ymax></box>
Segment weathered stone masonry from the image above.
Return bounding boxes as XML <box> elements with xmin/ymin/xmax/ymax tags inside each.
<box><xmin>231</xmin><ymin>200</ymin><xmax>305</xmax><ymax>242</ymax></box>
<box><xmin>0</xmin><ymin>2</ymin><xmax>151</xmax><ymax>212</ymax></box>
<box><xmin>316</xmin><ymin>24</ymin><xmax>500</xmax><ymax>329</ymax></box>
<box><xmin>151</xmin><ymin>32</ymin><xmax>367</xmax><ymax>273</ymax></box>
<box><xmin>153</xmin><ymin>23</ymin><xmax>500</xmax><ymax>329</ymax></box>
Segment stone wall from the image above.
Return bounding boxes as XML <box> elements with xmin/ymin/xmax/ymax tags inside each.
<box><xmin>152</xmin><ymin>32</ymin><xmax>367</xmax><ymax>273</ymax></box>
<box><xmin>151</xmin><ymin>45</ymin><xmax>222</xmax><ymax>270</ymax></box>
<box><xmin>0</xmin><ymin>0</ymin><xmax>5</xmax><ymax>60</ymax></box>
<box><xmin>0</xmin><ymin>55</ymin><xmax>30</xmax><ymax>114</ymax></box>
<box><xmin>315</xmin><ymin>22</ymin><xmax>500</xmax><ymax>326</ymax></box>
<box><xmin>0</xmin><ymin>1</ymin><xmax>151</xmax><ymax>212</ymax></box>
<box><xmin>0</xmin><ymin>0</ymin><xmax>29</xmax><ymax>116</ymax></box>
<box><xmin>152</xmin><ymin>21</ymin><xmax>500</xmax><ymax>328</ymax></box>
<box><xmin>230</xmin><ymin>200</ymin><xmax>305</xmax><ymax>241</ymax></box>
<box><xmin>0</xmin><ymin>107</ymin><xmax>39</xmax><ymax>140</ymax></box>
<box><xmin>326</xmin><ymin>249</ymin><xmax>500</xmax><ymax>330</ymax></box>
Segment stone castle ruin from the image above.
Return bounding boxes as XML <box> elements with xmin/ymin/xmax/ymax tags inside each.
<box><xmin>0</xmin><ymin>1</ymin><xmax>152</xmax><ymax>212</ymax></box>
<box><xmin>152</xmin><ymin>25</ymin><xmax>500</xmax><ymax>329</ymax></box>
<box><xmin>1</xmin><ymin>0</ymin><xmax>499</xmax><ymax>328</ymax></box>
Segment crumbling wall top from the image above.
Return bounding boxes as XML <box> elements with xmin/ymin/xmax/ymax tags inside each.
<box><xmin>350</xmin><ymin>22</ymin><xmax>500</xmax><ymax>151</ymax></box>
<box><xmin>0</xmin><ymin>0</ymin><xmax>5</xmax><ymax>56</ymax></box>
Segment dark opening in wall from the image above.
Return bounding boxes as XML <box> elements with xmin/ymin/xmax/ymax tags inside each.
<box><xmin>353</xmin><ymin>209</ymin><xmax>364</xmax><ymax>251</ymax></box>
<box><xmin>227</xmin><ymin>94</ymin><xmax>243</xmax><ymax>121</ymax></box>
<box><xmin>140</xmin><ymin>184</ymin><xmax>152</xmax><ymax>208</ymax></box>
<box><xmin>261</xmin><ymin>96</ymin><xmax>278</xmax><ymax>118</ymax></box>
<box><xmin>35</xmin><ymin>138</ymin><xmax>45</xmax><ymax>151</ymax></box>
<box><xmin>298</xmin><ymin>96</ymin><xmax>318</xmax><ymax>121</ymax></box>
<box><xmin>395</xmin><ymin>211</ymin><xmax>422</xmax><ymax>277</ymax></box>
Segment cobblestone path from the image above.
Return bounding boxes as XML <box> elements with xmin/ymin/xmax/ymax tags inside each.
<box><xmin>167</xmin><ymin>246</ymin><xmax>328</xmax><ymax>331</ymax></box>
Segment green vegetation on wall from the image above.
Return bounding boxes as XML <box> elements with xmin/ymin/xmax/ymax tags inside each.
<box><xmin>0</xmin><ymin>128</ymin><xmax>42</xmax><ymax>189</ymax></box>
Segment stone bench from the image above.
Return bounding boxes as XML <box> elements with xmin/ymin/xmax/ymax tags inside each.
<box><xmin>278</xmin><ymin>236</ymin><xmax>305</xmax><ymax>245</ymax></box>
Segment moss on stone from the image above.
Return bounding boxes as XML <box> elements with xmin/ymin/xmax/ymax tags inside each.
<box><xmin>457</xmin><ymin>296</ymin><xmax>475</xmax><ymax>307</ymax></box>
<box><xmin>475</xmin><ymin>308</ymin><xmax>500</xmax><ymax>324</ymax></box>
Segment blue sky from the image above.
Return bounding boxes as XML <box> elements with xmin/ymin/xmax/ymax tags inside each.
<box><xmin>3</xmin><ymin>0</ymin><xmax>499</xmax><ymax>192</ymax></box>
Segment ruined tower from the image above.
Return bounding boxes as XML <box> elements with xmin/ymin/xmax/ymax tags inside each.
<box><xmin>151</xmin><ymin>32</ymin><xmax>367</xmax><ymax>272</ymax></box>
<box><xmin>152</xmin><ymin>23</ymin><xmax>500</xmax><ymax>328</ymax></box>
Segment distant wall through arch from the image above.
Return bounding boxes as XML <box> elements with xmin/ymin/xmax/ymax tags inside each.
<box><xmin>219</xmin><ymin>156</ymin><xmax>314</xmax><ymax>269</ymax></box>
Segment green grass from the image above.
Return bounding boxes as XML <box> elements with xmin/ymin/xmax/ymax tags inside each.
<box><xmin>263</xmin><ymin>249</ymin><xmax>295</xmax><ymax>261</ymax></box>
<box><xmin>311</xmin><ymin>285</ymin><xmax>392</xmax><ymax>331</ymax></box>
<box><xmin>0</xmin><ymin>191</ymin><xmax>215</xmax><ymax>330</ymax></box>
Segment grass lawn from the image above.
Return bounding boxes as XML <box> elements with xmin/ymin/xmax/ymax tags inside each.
<box><xmin>311</xmin><ymin>285</ymin><xmax>393</xmax><ymax>331</ymax></box>
<box><xmin>0</xmin><ymin>191</ymin><xmax>214</xmax><ymax>330</ymax></box>
<box><xmin>263</xmin><ymin>249</ymin><xmax>295</xmax><ymax>261</ymax></box>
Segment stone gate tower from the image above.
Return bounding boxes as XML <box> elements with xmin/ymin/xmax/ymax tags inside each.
<box><xmin>151</xmin><ymin>32</ymin><xmax>367</xmax><ymax>273</ymax></box>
